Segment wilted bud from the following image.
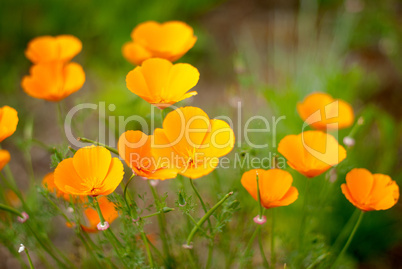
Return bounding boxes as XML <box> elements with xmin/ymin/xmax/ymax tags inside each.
<box><xmin>17</xmin><ymin>212</ymin><xmax>29</xmax><ymax>223</ymax></box>
<box><xmin>97</xmin><ymin>221</ymin><xmax>110</xmax><ymax>231</ymax></box>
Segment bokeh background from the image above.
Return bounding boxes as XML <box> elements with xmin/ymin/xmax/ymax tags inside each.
<box><xmin>1</xmin><ymin>0</ymin><xmax>401</xmax><ymax>268</ymax></box>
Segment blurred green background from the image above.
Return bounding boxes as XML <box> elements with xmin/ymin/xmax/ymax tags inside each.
<box><xmin>0</xmin><ymin>0</ymin><xmax>401</xmax><ymax>268</ymax></box>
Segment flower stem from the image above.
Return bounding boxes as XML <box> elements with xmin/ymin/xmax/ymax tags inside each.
<box><xmin>78</xmin><ymin>137</ymin><xmax>119</xmax><ymax>155</ymax></box>
<box><xmin>148</xmin><ymin>181</ymin><xmax>172</xmax><ymax>266</ymax></box>
<box><xmin>185</xmin><ymin>191</ymin><xmax>233</xmax><ymax>246</ymax></box>
<box><xmin>258</xmin><ymin>229</ymin><xmax>269</xmax><ymax>269</ymax></box>
<box><xmin>256</xmin><ymin>172</ymin><xmax>263</xmax><ymax>219</ymax></box>
<box><xmin>331</xmin><ymin>211</ymin><xmax>364</xmax><ymax>268</ymax></box>
<box><xmin>24</xmin><ymin>247</ymin><xmax>35</xmax><ymax>269</ymax></box>
<box><xmin>140</xmin><ymin>231</ymin><xmax>154</xmax><ymax>268</ymax></box>
<box><xmin>298</xmin><ymin>178</ymin><xmax>311</xmax><ymax>248</ymax></box>
<box><xmin>188</xmin><ymin>178</ymin><xmax>213</xmax><ymax>232</ymax></box>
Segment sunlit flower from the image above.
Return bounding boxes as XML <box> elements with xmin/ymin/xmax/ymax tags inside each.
<box><xmin>42</xmin><ymin>172</ymin><xmax>85</xmax><ymax>202</ymax></box>
<box><xmin>0</xmin><ymin>150</ymin><xmax>10</xmax><ymax>172</ymax></box>
<box><xmin>118</xmin><ymin>130</ymin><xmax>178</xmax><ymax>180</ymax></box>
<box><xmin>54</xmin><ymin>146</ymin><xmax>124</xmax><ymax>196</ymax></box>
<box><xmin>241</xmin><ymin>169</ymin><xmax>298</xmax><ymax>209</ymax></box>
<box><xmin>25</xmin><ymin>35</ymin><xmax>82</xmax><ymax>64</ymax></box>
<box><xmin>80</xmin><ymin>196</ymin><xmax>119</xmax><ymax>233</ymax></box>
<box><xmin>278</xmin><ymin>131</ymin><xmax>346</xmax><ymax>178</ymax></box>
<box><xmin>153</xmin><ymin>107</ymin><xmax>235</xmax><ymax>179</ymax></box>
<box><xmin>0</xmin><ymin>106</ymin><xmax>19</xmax><ymax>143</ymax></box>
<box><xmin>21</xmin><ymin>62</ymin><xmax>85</xmax><ymax>102</ymax></box>
<box><xmin>341</xmin><ymin>168</ymin><xmax>399</xmax><ymax>211</ymax></box>
<box><xmin>297</xmin><ymin>92</ymin><xmax>354</xmax><ymax>130</ymax></box>
<box><xmin>122</xmin><ymin>21</ymin><xmax>197</xmax><ymax>65</ymax></box>
<box><xmin>126</xmin><ymin>58</ymin><xmax>199</xmax><ymax>108</ymax></box>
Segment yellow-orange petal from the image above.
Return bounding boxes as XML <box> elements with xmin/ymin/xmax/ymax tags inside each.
<box><xmin>369</xmin><ymin>174</ymin><xmax>399</xmax><ymax>210</ymax></box>
<box><xmin>278</xmin><ymin>131</ymin><xmax>346</xmax><ymax>177</ymax></box>
<box><xmin>54</xmin><ymin>158</ymin><xmax>87</xmax><ymax>195</ymax></box>
<box><xmin>162</xmin><ymin>107</ymin><xmax>209</xmax><ymax>156</ymax></box>
<box><xmin>98</xmin><ymin>158</ymin><xmax>125</xmax><ymax>196</ymax></box>
<box><xmin>197</xmin><ymin>119</ymin><xmax>235</xmax><ymax>159</ymax></box>
<box><xmin>180</xmin><ymin>158</ymin><xmax>219</xmax><ymax>179</ymax></box>
<box><xmin>126</xmin><ymin>58</ymin><xmax>199</xmax><ymax>107</ymax></box>
<box><xmin>0</xmin><ymin>106</ymin><xmax>19</xmax><ymax>143</ymax></box>
<box><xmin>25</xmin><ymin>35</ymin><xmax>82</xmax><ymax>64</ymax></box>
<box><xmin>122</xmin><ymin>41</ymin><xmax>153</xmax><ymax>66</ymax></box>
<box><xmin>21</xmin><ymin>62</ymin><xmax>85</xmax><ymax>102</ymax></box>
<box><xmin>345</xmin><ymin>168</ymin><xmax>374</xmax><ymax>205</ymax></box>
<box><xmin>0</xmin><ymin>150</ymin><xmax>11</xmax><ymax>171</ymax></box>
<box><xmin>297</xmin><ymin>92</ymin><xmax>354</xmax><ymax>130</ymax></box>
<box><xmin>241</xmin><ymin>169</ymin><xmax>298</xmax><ymax>209</ymax></box>
<box><xmin>73</xmin><ymin>146</ymin><xmax>112</xmax><ymax>185</ymax></box>
<box><xmin>131</xmin><ymin>21</ymin><xmax>196</xmax><ymax>62</ymax></box>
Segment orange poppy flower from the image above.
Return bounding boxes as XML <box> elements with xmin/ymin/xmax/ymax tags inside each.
<box><xmin>80</xmin><ymin>196</ymin><xmax>119</xmax><ymax>233</ymax></box>
<box><xmin>0</xmin><ymin>150</ymin><xmax>10</xmax><ymax>172</ymax></box>
<box><xmin>126</xmin><ymin>58</ymin><xmax>199</xmax><ymax>108</ymax></box>
<box><xmin>152</xmin><ymin>107</ymin><xmax>235</xmax><ymax>179</ymax></box>
<box><xmin>25</xmin><ymin>35</ymin><xmax>82</xmax><ymax>64</ymax></box>
<box><xmin>118</xmin><ymin>130</ymin><xmax>178</xmax><ymax>180</ymax></box>
<box><xmin>297</xmin><ymin>92</ymin><xmax>354</xmax><ymax>130</ymax></box>
<box><xmin>122</xmin><ymin>21</ymin><xmax>197</xmax><ymax>65</ymax></box>
<box><xmin>54</xmin><ymin>146</ymin><xmax>124</xmax><ymax>196</ymax></box>
<box><xmin>0</xmin><ymin>106</ymin><xmax>19</xmax><ymax>143</ymax></box>
<box><xmin>278</xmin><ymin>131</ymin><xmax>346</xmax><ymax>178</ymax></box>
<box><xmin>241</xmin><ymin>169</ymin><xmax>299</xmax><ymax>209</ymax></box>
<box><xmin>42</xmin><ymin>172</ymin><xmax>86</xmax><ymax>202</ymax></box>
<box><xmin>21</xmin><ymin>62</ymin><xmax>85</xmax><ymax>102</ymax></box>
<box><xmin>341</xmin><ymin>168</ymin><xmax>399</xmax><ymax>211</ymax></box>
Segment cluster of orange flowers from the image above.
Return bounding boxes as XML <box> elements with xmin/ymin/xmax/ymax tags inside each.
<box><xmin>21</xmin><ymin>35</ymin><xmax>85</xmax><ymax>102</ymax></box>
<box><xmin>1</xmin><ymin>20</ymin><xmax>398</xmax><ymax>235</ymax></box>
<box><xmin>241</xmin><ymin>91</ymin><xmax>399</xmax><ymax>219</ymax></box>
<box><xmin>14</xmin><ymin>21</ymin><xmax>234</xmax><ymax>231</ymax></box>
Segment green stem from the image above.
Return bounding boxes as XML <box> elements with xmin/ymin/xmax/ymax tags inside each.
<box><xmin>330</xmin><ymin>211</ymin><xmax>364</xmax><ymax>269</ymax></box>
<box><xmin>140</xmin><ymin>231</ymin><xmax>154</xmax><ymax>268</ymax></box>
<box><xmin>78</xmin><ymin>137</ymin><xmax>119</xmax><ymax>155</ymax></box>
<box><xmin>24</xmin><ymin>248</ymin><xmax>35</xmax><ymax>269</ymax></box>
<box><xmin>0</xmin><ymin>203</ymin><xmax>23</xmax><ymax>217</ymax></box>
<box><xmin>258</xmin><ymin>229</ymin><xmax>269</xmax><ymax>269</ymax></box>
<box><xmin>148</xmin><ymin>181</ymin><xmax>172</xmax><ymax>266</ymax></box>
<box><xmin>243</xmin><ymin>226</ymin><xmax>261</xmax><ymax>257</ymax></box>
<box><xmin>185</xmin><ymin>191</ymin><xmax>233</xmax><ymax>246</ymax></box>
<box><xmin>271</xmin><ymin>208</ymin><xmax>276</xmax><ymax>268</ymax></box>
<box><xmin>256</xmin><ymin>172</ymin><xmax>263</xmax><ymax>219</ymax></box>
<box><xmin>298</xmin><ymin>178</ymin><xmax>311</xmax><ymax>247</ymax></box>
<box><xmin>188</xmin><ymin>178</ymin><xmax>213</xmax><ymax>232</ymax></box>
<box><xmin>185</xmin><ymin>212</ymin><xmax>213</xmax><ymax>239</ymax></box>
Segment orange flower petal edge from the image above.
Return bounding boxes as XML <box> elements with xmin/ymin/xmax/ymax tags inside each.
<box><xmin>42</xmin><ymin>172</ymin><xmax>86</xmax><ymax>202</ymax></box>
<box><xmin>297</xmin><ymin>92</ymin><xmax>354</xmax><ymax>130</ymax></box>
<box><xmin>25</xmin><ymin>35</ymin><xmax>82</xmax><ymax>64</ymax></box>
<box><xmin>278</xmin><ymin>130</ymin><xmax>346</xmax><ymax>178</ymax></box>
<box><xmin>126</xmin><ymin>58</ymin><xmax>199</xmax><ymax>108</ymax></box>
<box><xmin>152</xmin><ymin>107</ymin><xmax>235</xmax><ymax>179</ymax></box>
<box><xmin>241</xmin><ymin>169</ymin><xmax>299</xmax><ymax>209</ymax></box>
<box><xmin>0</xmin><ymin>106</ymin><xmax>19</xmax><ymax>143</ymax></box>
<box><xmin>21</xmin><ymin>62</ymin><xmax>85</xmax><ymax>102</ymax></box>
<box><xmin>54</xmin><ymin>146</ymin><xmax>124</xmax><ymax>196</ymax></box>
<box><xmin>118</xmin><ymin>130</ymin><xmax>178</xmax><ymax>180</ymax></box>
<box><xmin>341</xmin><ymin>168</ymin><xmax>399</xmax><ymax>211</ymax></box>
<box><xmin>123</xmin><ymin>21</ymin><xmax>197</xmax><ymax>65</ymax></box>
<box><xmin>0</xmin><ymin>150</ymin><xmax>11</xmax><ymax>172</ymax></box>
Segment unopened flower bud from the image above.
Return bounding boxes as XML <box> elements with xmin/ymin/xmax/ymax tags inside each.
<box><xmin>162</xmin><ymin>207</ymin><xmax>174</xmax><ymax>213</ymax></box>
<box><xmin>178</xmin><ymin>192</ymin><xmax>186</xmax><ymax>207</ymax></box>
